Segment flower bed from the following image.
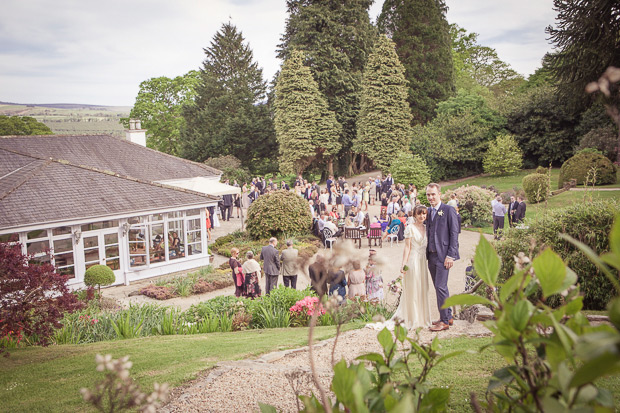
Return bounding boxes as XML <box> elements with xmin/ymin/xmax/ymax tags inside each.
<box><xmin>137</xmin><ymin>266</ymin><xmax>233</xmax><ymax>300</ymax></box>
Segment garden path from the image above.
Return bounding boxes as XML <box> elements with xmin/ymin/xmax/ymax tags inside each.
<box><xmin>160</xmin><ymin>318</ymin><xmax>491</xmax><ymax>412</ymax></box>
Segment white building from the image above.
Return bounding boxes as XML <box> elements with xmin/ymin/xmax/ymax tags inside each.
<box><xmin>0</xmin><ymin>130</ymin><xmax>237</xmax><ymax>288</ymax></box>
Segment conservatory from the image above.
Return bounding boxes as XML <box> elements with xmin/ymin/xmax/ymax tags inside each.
<box><xmin>0</xmin><ymin>133</ymin><xmax>226</xmax><ymax>288</ymax></box>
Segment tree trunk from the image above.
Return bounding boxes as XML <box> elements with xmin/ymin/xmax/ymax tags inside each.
<box><xmin>327</xmin><ymin>157</ymin><xmax>334</xmax><ymax>177</ymax></box>
<box><xmin>348</xmin><ymin>152</ymin><xmax>357</xmax><ymax>176</ymax></box>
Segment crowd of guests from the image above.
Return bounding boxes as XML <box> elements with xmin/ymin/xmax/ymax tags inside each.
<box><xmin>491</xmin><ymin>195</ymin><xmax>527</xmax><ymax>239</ymax></box>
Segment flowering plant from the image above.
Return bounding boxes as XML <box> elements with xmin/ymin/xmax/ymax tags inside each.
<box><xmin>289</xmin><ymin>296</ymin><xmax>325</xmax><ymax>327</ymax></box>
<box><xmin>388</xmin><ymin>276</ymin><xmax>403</xmax><ymax>295</ymax></box>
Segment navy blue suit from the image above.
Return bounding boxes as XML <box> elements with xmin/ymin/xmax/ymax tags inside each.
<box><xmin>426</xmin><ymin>202</ymin><xmax>460</xmax><ymax>324</ymax></box>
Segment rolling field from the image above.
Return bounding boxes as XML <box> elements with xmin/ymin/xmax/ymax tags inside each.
<box><xmin>0</xmin><ymin>103</ymin><xmax>131</xmax><ymax>137</ymax></box>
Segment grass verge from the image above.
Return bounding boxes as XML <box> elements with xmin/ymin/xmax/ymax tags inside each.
<box><xmin>0</xmin><ymin>323</ymin><xmax>361</xmax><ymax>412</ymax></box>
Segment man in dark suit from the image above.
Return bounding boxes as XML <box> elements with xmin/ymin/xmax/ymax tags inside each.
<box><xmin>221</xmin><ymin>181</ymin><xmax>234</xmax><ymax>221</ymax></box>
<box><xmin>508</xmin><ymin>196</ymin><xmax>518</xmax><ymax>227</ymax></box>
<box><xmin>514</xmin><ymin>196</ymin><xmax>527</xmax><ymax>224</ymax></box>
<box><xmin>308</xmin><ymin>254</ymin><xmax>328</xmax><ymax>296</ymax></box>
<box><xmin>426</xmin><ymin>183</ymin><xmax>460</xmax><ymax>332</ymax></box>
<box><xmin>260</xmin><ymin>237</ymin><xmax>280</xmax><ymax>295</ymax></box>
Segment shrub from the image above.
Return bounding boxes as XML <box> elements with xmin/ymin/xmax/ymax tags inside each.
<box><xmin>0</xmin><ymin>243</ymin><xmax>83</xmax><ymax>350</ymax></box>
<box><xmin>246</xmin><ymin>190</ymin><xmax>313</xmax><ymax>239</ymax></box>
<box><xmin>576</xmin><ymin>125</ymin><xmax>618</xmax><ymax>161</ymax></box>
<box><xmin>84</xmin><ymin>265</ymin><xmax>115</xmax><ymax>295</ymax></box>
<box><xmin>500</xmin><ymin>187</ymin><xmax>526</xmax><ymax>203</ymax></box>
<box><xmin>522</xmin><ymin>173</ymin><xmax>550</xmax><ymax>203</ymax></box>
<box><xmin>482</xmin><ymin>133</ymin><xmax>523</xmax><ymax>175</ymax></box>
<box><xmin>535</xmin><ymin>166</ymin><xmax>547</xmax><ymax>175</ymax></box>
<box><xmin>495</xmin><ymin>199</ymin><xmax>620</xmax><ymax>309</ymax></box>
<box><xmin>139</xmin><ymin>285</ymin><xmax>177</xmax><ymax>300</ymax></box>
<box><xmin>442</xmin><ymin>185</ymin><xmax>495</xmax><ymax>226</ymax></box>
<box><xmin>558</xmin><ymin>150</ymin><xmax>617</xmax><ymax>188</ymax></box>
<box><xmin>204</xmin><ymin>155</ymin><xmax>251</xmax><ymax>184</ymax></box>
<box><xmin>389</xmin><ymin>152</ymin><xmax>431</xmax><ymax>190</ymax></box>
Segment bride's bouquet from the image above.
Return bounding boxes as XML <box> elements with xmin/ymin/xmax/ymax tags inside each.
<box><xmin>388</xmin><ymin>275</ymin><xmax>403</xmax><ymax>295</ymax></box>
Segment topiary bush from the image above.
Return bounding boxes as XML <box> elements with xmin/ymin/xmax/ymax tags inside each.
<box><xmin>522</xmin><ymin>173</ymin><xmax>550</xmax><ymax>203</ymax></box>
<box><xmin>558</xmin><ymin>150</ymin><xmax>617</xmax><ymax>188</ymax></box>
<box><xmin>389</xmin><ymin>152</ymin><xmax>431</xmax><ymax>190</ymax></box>
<box><xmin>442</xmin><ymin>185</ymin><xmax>495</xmax><ymax>226</ymax></box>
<box><xmin>576</xmin><ymin>125</ymin><xmax>618</xmax><ymax>162</ymax></box>
<box><xmin>84</xmin><ymin>265</ymin><xmax>115</xmax><ymax>295</ymax></box>
<box><xmin>482</xmin><ymin>133</ymin><xmax>523</xmax><ymax>176</ymax></box>
<box><xmin>246</xmin><ymin>190</ymin><xmax>312</xmax><ymax>240</ymax></box>
<box><xmin>535</xmin><ymin>166</ymin><xmax>547</xmax><ymax>175</ymax></box>
<box><xmin>495</xmin><ymin>199</ymin><xmax>620</xmax><ymax>310</ymax></box>
<box><xmin>204</xmin><ymin>155</ymin><xmax>251</xmax><ymax>184</ymax></box>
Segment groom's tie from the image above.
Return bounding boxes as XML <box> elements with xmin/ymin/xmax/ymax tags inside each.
<box><xmin>430</xmin><ymin>207</ymin><xmax>436</xmax><ymax>222</ymax></box>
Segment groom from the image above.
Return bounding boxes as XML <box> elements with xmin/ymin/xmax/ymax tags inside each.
<box><xmin>425</xmin><ymin>183</ymin><xmax>460</xmax><ymax>331</ymax></box>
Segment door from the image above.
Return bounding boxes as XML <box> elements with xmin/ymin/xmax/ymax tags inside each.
<box><xmin>83</xmin><ymin>229</ymin><xmax>123</xmax><ymax>280</ymax></box>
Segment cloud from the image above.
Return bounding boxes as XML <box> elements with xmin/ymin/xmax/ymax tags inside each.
<box><xmin>0</xmin><ymin>0</ymin><xmax>556</xmax><ymax>105</ymax></box>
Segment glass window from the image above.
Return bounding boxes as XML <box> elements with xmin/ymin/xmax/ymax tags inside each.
<box><xmin>52</xmin><ymin>226</ymin><xmax>72</xmax><ymax>236</ymax></box>
<box><xmin>27</xmin><ymin>229</ymin><xmax>47</xmax><ymax>240</ymax></box>
<box><xmin>129</xmin><ymin>227</ymin><xmax>147</xmax><ymax>268</ymax></box>
<box><xmin>149</xmin><ymin>224</ymin><xmax>165</xmax><ymax>264</ymax></box>
<box><xmin>168</xmin><ymin>211</ymin><xmax>183</xmax><ymax>219</ymax></box>
<box><xmin>27</xmin><ymin>236</ymin><xmax>51</xmax><ymax>265</ymax></box>
<box><xmin>83</xmin><ymin>235</ymin><xmax>100</xmax><ymax>268</ymax></box>
<box><xmin>82</xmin><ymin>220</ymin><xmax>119</xmax><ymax>232</ymax></box>
<box><xmin>103</xmin><ymin>233</ymin><xmax>120</xmax><ymax>271</ymax></box>
<box><xmin>167</xmin><ymin>220</ymin><xmax>184</xmax><ymax>261</ymax></box>
<box><xmin>185</xmin><ymin>208</ymin><xmax>200</xmax><ymax>217</ymax></box>
<box><xmin>150</xmin><ymin>213</ymin><xmax>164</xmax><ymax>222</ymax></box>
<box><xmin>187</xmin><ymin>218</ymin><xmax>202</xmax><ymax>256</ymax></box>
<box><xmin>0</xmin><ymin>233</ymin><xmax>19</xmax><ymax>243</ymax></box>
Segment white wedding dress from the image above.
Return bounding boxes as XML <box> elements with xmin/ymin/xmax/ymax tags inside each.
<box><xmin>367</xmin><ymin>224</ymin><xmax>432</xmax><ymax>331</ymax></box>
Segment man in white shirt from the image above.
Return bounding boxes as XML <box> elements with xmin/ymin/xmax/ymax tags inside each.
<box><xmin>324</xmin><ymin>217</ymin><xmax>342</xmax><ymax>237</ymax></box>
<box><xmin>402</xmin><ymin>197</ymin><xmax>412</xmax><ymax>215</ymax></box>
<box><xmin>491</xmin><ymin>195</ymin><xmax>506</xmax><ymax>240</ymax></box>
<box><xmin>352</xmin><ymin>207</ymin><xmax>365</xmax><ymax>227</ymax></box>
<box><xmin>387</xmin><ymin>196</ymin><xmax>400</xmax><ymax>216</ymax></box>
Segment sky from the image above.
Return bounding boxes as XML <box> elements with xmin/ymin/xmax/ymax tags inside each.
<box><xmin>0</xmin><ymin>0</ymin><xmax>557</xmax><ymax>107</ymax></box>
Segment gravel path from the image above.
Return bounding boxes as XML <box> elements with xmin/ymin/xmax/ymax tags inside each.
<box><xmin>160</xmin><ymin>321</ymin><xmax>491</xmax><ymax>412</ymax></box>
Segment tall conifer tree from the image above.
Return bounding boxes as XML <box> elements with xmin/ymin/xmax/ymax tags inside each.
<box><xmin>181</xmin><ymin>23</ymin><xmax>277</xmax><ymax>172</ymax></box>
<box><xmin>274</xmin><ymin>50</ymin><xmax>341</xmax><ymax>175</ymax></box>
<box><xmin>277</xmin><ymin>0</ymin><xmax>376</xmax><ymax>173</ymax></box>
<box><xmin>355</xmin><ymin>35</ymin><xmax>412</xmax><ymax>171</ymax></box>
<box><xmin>378</xmin><ymin>0</ymin><xmax>455</xmax><ymax>125</ymax></box>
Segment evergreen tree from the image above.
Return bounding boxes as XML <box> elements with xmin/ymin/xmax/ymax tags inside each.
<box><xmin>378</xmin><ymin>0</ymin><xmax>455</xmax><ymax>125</ymax></box>
<box><xmin>546</xmin><ymin>0</ymin><xmax>620</xmax><ymax>109</ymax></box>
<box><xmin>354</xmin><ymin>35</ymin><xmax>412</xmax><ymax>171</ymax></box>
<box><xmin>277</xmin><ymin>0</ymin><xmax>376</xmax><ymax>173</ymax></box>
<box><xmin>181</xmin><ymin>23</ymin><xmax>277</xmax><ymax>173</ymax></box>
<box><xmin>274</xmin><ymin>50</ymin><xmax>341</xmax><ymax>175</ymax></box>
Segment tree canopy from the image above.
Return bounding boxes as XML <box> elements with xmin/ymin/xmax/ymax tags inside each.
<box><xmin>354</xmin><ymin>35</ymin><xmax>412</xmax><ymax>171</ymax></box>
<box><xmin>123</xmin><ymin>71</ymin><xmax>199</xmax><ymax>156</ymax></box>
<box><xmin>274</xmin><ymin>50</ymin><xmax>341</xmax><ymax>175</ymax></box>
<box><xmin>278</xmin><ymin>0</ymin><xmax>377</xmax><ymax>173</ymax></box>
<box><xmin>546</xmin><ymin>0</ymin><xmax>620</xmax><ymax>109</ymax></box>
<box><xmin>0</xmin><ymin>116</ymin><xmax>53</xmax><ymax>136</ymax></box>
<box><xmin>378</xmin><ymin>0</ymin><xmax>455</xmax><ymax>125</ymax></box>
<box><xmin>181</xmin><ymin>22</ymin><xmax>277</xmax><ymax>174</ymax></box>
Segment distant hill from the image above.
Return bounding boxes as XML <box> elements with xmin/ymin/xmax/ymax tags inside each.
<box><xmin>0</xmin><ymin>101</ymin><xmax>131</xmax><ymax>111</ymax></box>
<box><xmin>0</xmin><ymin>102</ymin><xmax>131</xmax><ymax>137</ymax></box>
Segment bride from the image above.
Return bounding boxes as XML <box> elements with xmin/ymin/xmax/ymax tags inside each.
<box><xmin>395</xmin><ymin>205</ymin><xmax>432</xmax><ymax>329</ymax></box>
<box><xmin>367</xmin><ymin>205</ymin><xmax>431</xmax><ymax>331</ymax></box>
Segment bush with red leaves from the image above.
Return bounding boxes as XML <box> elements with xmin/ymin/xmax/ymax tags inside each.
<box><xmin>139</xmin><ymin>285</ymin><xmax>178</xmax><ymax>300</ymax></box>
<box><xmin>0</xmin><ymin>243</ymin><xmax>83</xmax><ymax>351</ymax></box>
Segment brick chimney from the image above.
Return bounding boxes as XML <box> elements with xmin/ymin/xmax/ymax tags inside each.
<box><xmin>125</xmin><ymin>119</ymin><xmax>146</xmax><ymax>146</ymax></box>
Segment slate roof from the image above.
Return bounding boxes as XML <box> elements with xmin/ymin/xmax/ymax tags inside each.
<box><xmin>0</xmin><ymin>134</ymin><xmax>220</xmax><ymax>181</ymax></box>
<box><xmin>0</xmin><ymin>135</ymin><xmax>220</xmax><ymax>231</ymax></box>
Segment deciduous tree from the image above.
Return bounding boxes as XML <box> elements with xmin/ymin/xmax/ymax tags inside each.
<box><xmin>0</xmin><ymin>116</ymin><xmax>53</xmax><ymax>136</ymax></box>
<box><xmin>354</xmin><ymin>35</ymin><xmax>411</xmax><ymax>171</ymax></box>
<box><xmin>483</xmin><ymin>134</ymin><xmax>523</xmax><ymax>176</ymax></box>
<box><xmin>123</xmin><ymin>71</ymin><xmax>199</xmax><ymax>156</ymax></box>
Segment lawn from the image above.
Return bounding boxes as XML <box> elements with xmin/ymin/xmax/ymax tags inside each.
<box><xmin>444</xmin><ymin>168</ymin><xmax>620</xmax><ymax>235</ymax></box>
<box><xmin>0</xmin><ymin>323</ymin><xmax>360</xmax><ymax>412</ymax></box>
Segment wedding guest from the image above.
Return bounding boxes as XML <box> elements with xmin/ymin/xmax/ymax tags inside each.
<box><xmin>365</xmin><ymin>254</ymin><xmax>384</xmax><ymax>301</ymax></box>
<box><xmin>242</xmin><ymin>250</ymin><xmax>261</xmax><ymax>298</ymax></box>
<box><xmin>514</xmin><ymin>196</ymin><xmax>527</xmax><ymax>224</ymax></box>
<box><xmin>447</xmin><ymin>193</ymin><xmax>458</xmax><ymax>209</ymax></box>
<box><xmin>347</xmin><ymin>260</ymin><xmax>366</xmax><ymax>298</ymax></box>
<box><xmin>280</xmin><ymin>240</ymin><xmax>299</xmax><ymax>289</ymax></box>
<box><xmin>328</xmin><ymin>267</ymin><xmax>347</xmax><ymax>300</ymax></box>
<box><xmin>229</xmin><ymin>248</ymin><xmax>244</xmax><ymax>297</ymax></box>
<box><xmin>508</xmin><ymin>196</ymin><xmax>518</xmax><ymax>227</ymax></box>
<box><xmin>491</xmin><ymin>195</ymin><xmax>506</xmax><ymax>239</ymax></box>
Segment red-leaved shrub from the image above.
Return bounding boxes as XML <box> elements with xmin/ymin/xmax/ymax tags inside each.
<box><xmin>0</xmin><ymin>242</ymin><xmax>83</xmax><ymax>352</ymax></box>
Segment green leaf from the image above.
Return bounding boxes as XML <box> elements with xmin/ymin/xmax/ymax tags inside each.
<box><xmin>532</xmin><ymin>248</ymin><xmax>566</xmax><ymax>298</ymax></box>
<box><xmin>564</xmin><ymin>296</ymin><xmax>583</xmax><ymax>316</ymax></box>
<box><xmin>608</xmin><ymin>213</ymin><xmax>620</xmax><ymax>256</ymax></box>
<box><xmin>356</xmin><ymin>353</ymin><xmax>385</xmax><ymax>365</ymax></box>
<box><xmin>473</xmin><ymin>235</ymin><xmax>501</xmax><ymax>287</ymax></box>
<box><xmin>570</xmin><ymin>352</ymin><xmax>620</xmax><ymax>388</ymax></box>
<box><xmin>510</xmin><ymin>300</ymin><xmax>533</xmax><ymax>332</ymax></box>
<box><xmin>436</xmin><ymin>350</ymin><xmax>465</xmax><ymax>365</ymax></box>
<box><xmin>390</xmin><ymin>393</ymin><xmax>415</xmax><ymax>413</ymax></box>
<box><xmin>258</xmin><ymin>402</ymin><xmax>278</xmax><ymax>413</ymax></box>
<box><xmin>442</xmin><ymin>293</ymin><xmax>494</xmax><ymax>309</ymax></box>
<box><xmin>377</xmin><ymin>327</ymin><xmax>393</xmax><ymax>356</ymax></box>
<box><xmin>500</xmin><ymin>271</ymin><xmax>530</xmax><ymax>302</ymax></box>
<box><xmin>419</xmin><ymin>388</ymin><xmax>450</xmax><ymax>411</ymax></box>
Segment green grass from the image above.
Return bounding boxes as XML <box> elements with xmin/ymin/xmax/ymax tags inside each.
<box><xmin>442</xmin><ymin>168</ymin><xmax>561</xmax><ymax>193</ymax></box>
<box><xmin>0</xmin><ymin>323</ymin><xmax>360</xmax><ymax>412</ymax></box>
